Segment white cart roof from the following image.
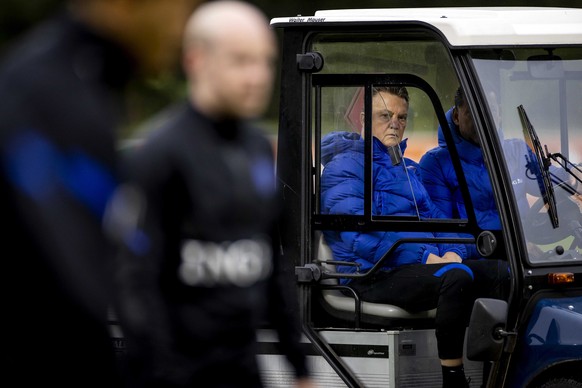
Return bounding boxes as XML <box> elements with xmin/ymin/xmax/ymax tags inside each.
<box><xmin>270</xmin><ymin>7</ymin><xmax>582</xmax><ymax>47</ymax></box>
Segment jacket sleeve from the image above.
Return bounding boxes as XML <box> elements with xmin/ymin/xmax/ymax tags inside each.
<box><xmin>429</xmin><ymin>203</ymin><xmax>469</xmax><ymax>260</ymax></box>
<box><xmin>413</xmin><ymin>165</ymin><xmax>469</xmax><ymax>260</ymax></box>
<box><xmin>420</xmin><ymin>149</ymin><xmax>456</xmax><ymax>218</ymax></box>
<box><xmin>321</xmin><ymin>156</ymin><xmax>365</xmax><ymax>215</ymax></box>
<box><xmin>110</xmin><ymin>145</ymin><xmax>181</xmax><ymax>381</ymax></box>
<box><xmin>322</xmin><ymin>156</ymin><xmax>441</xmax><ymax>268</ymax></box>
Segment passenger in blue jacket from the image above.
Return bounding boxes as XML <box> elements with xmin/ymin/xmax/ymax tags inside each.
<box><xmin>321</xmin><ymin>86</ymin><xmax>508</xmax><ymax>388</ymax></box>
<box><xmin>419</xmin><ymin>87</ymin><xmax>556</xmax><ymax>259</ymax></box>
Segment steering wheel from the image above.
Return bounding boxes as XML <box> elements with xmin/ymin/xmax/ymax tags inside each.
<box><xmin>524</xmin><ymin>186</ymin><xmax>582</xmax><ymax>248</ymax></box>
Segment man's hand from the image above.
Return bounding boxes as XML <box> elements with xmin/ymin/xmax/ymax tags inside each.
<box><xmin>441</xmin><ymin>251</ymin><xmax>462</xmax><ymax>263</ymax></box>
<box><xmin>426</xmin><ymin>252</ymin><xmax>462</xmax><ymax>264</ymax></box>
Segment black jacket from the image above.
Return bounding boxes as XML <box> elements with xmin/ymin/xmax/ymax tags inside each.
<box><xmin>115</xmin><ymin>103</ymin><xmax>309</xmax><ymax>386</ymax></box>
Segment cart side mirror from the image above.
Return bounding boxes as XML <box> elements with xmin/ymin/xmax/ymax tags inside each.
<box><xmin>466</xmin><ymin>298</ymin><xmax>508</xmax><ymax>361</ymax></box>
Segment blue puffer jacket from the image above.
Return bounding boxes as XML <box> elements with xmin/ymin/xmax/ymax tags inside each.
<box><xmin>419</xmin><ymin>107</ymin><xmax>540</xmax><ymax>230</ymax></box>
<box><xmin>320</xmin><ymin>131</ymin><xmax>467</xmax><ymax>284</ymax></box>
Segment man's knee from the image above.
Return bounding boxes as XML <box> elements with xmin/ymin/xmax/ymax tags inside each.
<box><xmin>435</xmin><ymin>263</ymin><xmax>474</xmax><ymax>285</ymax></box>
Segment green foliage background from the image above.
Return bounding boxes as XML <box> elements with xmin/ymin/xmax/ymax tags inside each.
<box><xmin>1</xmin><ymin>0</ymin><xmax>581</xmax><ymax>138</ymax></box>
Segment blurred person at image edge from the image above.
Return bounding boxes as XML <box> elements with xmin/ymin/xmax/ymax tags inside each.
<box><xmin>0</xmin><ymin>0</ymin><xmax>201</xmax><ymax>387</ymax></box>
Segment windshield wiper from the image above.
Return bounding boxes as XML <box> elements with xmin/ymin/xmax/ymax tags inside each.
<box><xmin>518</xmin><ymin>105</ymin><xmax>559</xmax><ymax>228</ymax></box>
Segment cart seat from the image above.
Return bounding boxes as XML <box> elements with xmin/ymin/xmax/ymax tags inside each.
<box><xmin>316</xmin><ymin>233</ymin><xmax>436</xmax><ymax>322</ymax></box>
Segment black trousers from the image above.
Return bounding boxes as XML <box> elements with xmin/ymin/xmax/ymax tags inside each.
<box><xmin>350</xmin><ymin>259</ymin><xmax>509</xmax><ymax>359</ymax></box>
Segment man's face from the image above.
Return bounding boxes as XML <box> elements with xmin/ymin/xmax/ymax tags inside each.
<box><xmin>204</xmin><ymin>26</ymin><xmax>277</xmax><ymax>119</ymax></box>
<box><xmin>453</xmin><ymin>102</ymin><xmax>479</xmax><ymax>145</ymax></box>
<box><xmin>361</xmin><ymin>91</ymin><xmax>408</xmax><ymax>148</ymax></box>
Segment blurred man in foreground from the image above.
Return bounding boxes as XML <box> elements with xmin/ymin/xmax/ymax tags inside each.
<box><xmin>0</xmin><ymin>1</ymin><xmax>200</xmax><ymax>386</ymax></box>
<box><xmin>111</xmin><ymin>1</ymin><xmax>314</xmax><ymax>387</ymax></box>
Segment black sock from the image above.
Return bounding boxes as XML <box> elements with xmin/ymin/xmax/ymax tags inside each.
<box><xmin>442</xmin><ymin>364</ymin><xmax>469</xmax><ymax>388</ymax></box>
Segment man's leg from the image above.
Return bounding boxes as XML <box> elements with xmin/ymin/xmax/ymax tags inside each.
<box><xmin>351</xmin><ymin>263</ymin><xmax>474</xmax><ymax>387</ymax></box>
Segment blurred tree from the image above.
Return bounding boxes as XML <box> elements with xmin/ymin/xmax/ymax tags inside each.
<box><xmin>0</xmin><ymin>0</ymin><xmax>65</xmax><ymax>54</ymax></box>
<box><xmin>1</xmin><ymin>0</ymin><xmax>580</xmax><ymax>138</ymax></box>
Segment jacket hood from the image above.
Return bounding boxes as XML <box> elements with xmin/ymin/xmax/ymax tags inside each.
<box><xmin>321</xmin><ymin>131</ymin><xmax>408</xmax><ymax>166</ymax></box>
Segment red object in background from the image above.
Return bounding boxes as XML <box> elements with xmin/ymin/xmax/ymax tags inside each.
<box><xmin>344</xmin><ymin>87</ymin><xmax>364</xmax><ymax>133</ymax></box>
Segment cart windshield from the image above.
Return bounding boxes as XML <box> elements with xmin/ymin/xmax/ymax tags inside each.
<box><xmin>471</xmin><ymin>48</ymin><xmax>582</xmax><ymax>265</ymax></box>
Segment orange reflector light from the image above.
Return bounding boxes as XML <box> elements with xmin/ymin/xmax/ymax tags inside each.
<box><xmin>548</xmin><ymin>273</ymin><xmax>574</xmax><ymax>284</ymax></box>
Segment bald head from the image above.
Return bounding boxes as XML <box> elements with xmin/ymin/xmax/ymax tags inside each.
<box><xmin>183</xmin><ymin>1</ymin><xmax>271</xmax><ymax>50</ymax></box>
<box><xmin>182</xmin><ymin>0</ymin><xmax>277</xmax><ymax>120</ymax></box>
